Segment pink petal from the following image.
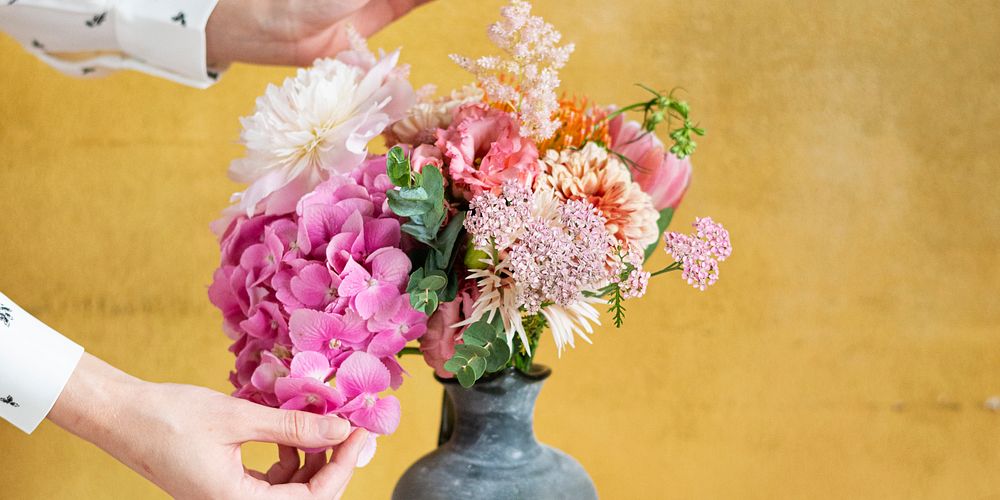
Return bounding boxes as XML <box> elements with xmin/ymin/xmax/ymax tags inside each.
<box><xmin>354</xmin><ymin>285</ymin><xmax>401</xmax><ymax>320</ymax></box>
<box><xmin>356</xmin><ymin>433</ymin><xmax>378</xmax><ymax>467</ymax></box>
<box><xmin>337</xmin><ymin>259</ymin><xmax>371</xmax><ymax>298</ymax></box>
<box><xmin>367</xmin><ymin>331</ymin><xmax>407</xmax><ymax>358</ymax></box>
<box><xmin>368</xmin><ymin>248</ymin><xmax>410</xmax><ymax>287</ymax></box>
<box><xmin>251</xmin><ymin>352</ymin><xmax>289</xmax><ymax>393</ymax></box>
<box><xmin>382</xmin><ymin>356</ymin><xmax>407</xmax><ymax>390</ymax></box>
<box><xmin>348</xmin><ymin>395</ymin><xmax>401</xmax><ymax>435</ymax></box>
<box><xmin>291</xmin><ymin>263</ymin><xmax>334</xmax><ymax>309</ymax></box>
<box><xmin>289</xmin><ymin>309</ymin><xmax>333</xmax><ymax>352</ymax></box>
<box><xmin>289</xmin><ymin>351</ymin><xmax>333</xmax><ymax>381</ymax></box>
<box><xmin>364</xmin><ymin>218</ymin><xmax>401</xmax><ymax>252</ymax></box>
<box><xmin>335</xmin><ymin>351</ymin><xmax>390</xmax><ymax>398</ymax></box>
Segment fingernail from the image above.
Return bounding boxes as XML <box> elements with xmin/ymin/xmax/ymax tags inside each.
<box><xmin>320</xmin><ymin>417</ymin><xmax>350</xmax><ymax>441</ymax></box>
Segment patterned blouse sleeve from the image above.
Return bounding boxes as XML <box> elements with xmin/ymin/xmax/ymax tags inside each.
<box><xmin>0</xmin><ymin>0</ymin><xmax>224</xmax><ymax>88</ymax></box>
<box><xmin>0</xmin><ymin>291</ymin><xmax>84</xmax><ymax>434</ymax></box>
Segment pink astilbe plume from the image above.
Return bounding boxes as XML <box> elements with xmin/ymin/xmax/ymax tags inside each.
<box><xmin>451</xmin><ymin>0</ymin><xmax>574</xmax><ymax>141</ymax></box>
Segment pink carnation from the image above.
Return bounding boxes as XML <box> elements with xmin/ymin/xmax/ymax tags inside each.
<box><xmin>609</xmin><ymin>114</ymin><xmax>691</xmax><ymax>211</ymax></box>
<box><xmin>435</xmin><ymin>103</ymin><xmax>539</xmax><ymax>199</ymax></box>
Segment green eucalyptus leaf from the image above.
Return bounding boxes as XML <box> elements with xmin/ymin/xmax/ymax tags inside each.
<box><xmin>387</xmin><ymin>190</ymin><xmax>432</xmax><ymax>217</ymax></box>
<box><xmin>418</xmin><ymin>275</ymin><xmax>448</xmax><ymax>291</ymax></box>
<box><xmin>420</xmin><ymin>165</ymin><xmax>445</xmax><ymax>199</ymax></box>
<box><xmin>462</xmin><ymin>317</ymin><xmax>512</xmax><ymax>373</ymax></box>
<box><xmin>422</xmin><ymin>291</ymin><xmax>440</xmax><ymax>315</ymax></box>
<box><xmin>446</xmin><ymin>344</ymin><xmax>490</xmax><ymax>387</ymax></box>
<box><xmin>398</xmin><ymin>186</ymin><xmax>430</xmax><ymax>201</ymax></box>
<box><xmin>643</xmin><ymin>207</ymin><xmax>675</xmax><ymax>260</ymax></box>
<box><xmin>406</xmin><ymin>268</ymin><xmax>425</xmax><ymax>293</ymax></box>
<box><xmin>387</xmin><ymin>146</ymin><xmax>411</xmax><ymax>187</ymax></box>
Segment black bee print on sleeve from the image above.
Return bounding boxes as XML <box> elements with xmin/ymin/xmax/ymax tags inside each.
<box><xmin>1</xmin><ymin>395</ymin><xmax>19</xmax><ymax>408</ymax></box>
<box><xmin>171</xmin><ymin>12</ymin><xmax>186</xmax><ymax>27</ymax></box>
<box><xmin>85</xmin><ymin>11</ymin><xmax>107</xmax><ymax>27</ymax></box>
<box><xmin>0</xmin><ymin>304</ymin><xmax>11</xmax><ymax>327</ymax></box>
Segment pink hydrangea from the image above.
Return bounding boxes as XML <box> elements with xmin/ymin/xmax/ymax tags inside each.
<box><xmin>435</xmin><ymin>103</ymin><xmax>539</xmax><ymax>199</ymax></box>
<box><xmin>609</xmin><ymin>114</ymin><xmax>691</xmax><ymax>211</ymax></box>
<box><xmin>209</xmin><ymin>160</ymin><xmax>428</xmax><ymax>459</ymax></box>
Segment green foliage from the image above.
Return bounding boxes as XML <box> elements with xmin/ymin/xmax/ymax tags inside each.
<box><xmin>463</xmin><ymin>317</ymin><xmax>511</xmax><ymax>372</ymax></box>
<box><xmin>444</xmin><ymin>344</ymin><xmax>490</xmax><ymax>388</ymax></box>
<box><xmin>643</xmin><ymin>207</ymin><xmax>675</xmax><ymax>260</ymax></box>
<box><xmin>606</xmin><ymin>85</ymin><xmax>705</xmax><ymax>159</ymax></box>
<box><xmin>386</xmin><ymin>150</ymin><xmax>468</xmax><ymax>317</ymax></box>
<box><xmin>608</xmin><ymin>283</ymin><xmax>626</xmax><ymax>328</ymax></box>
<box><xmin>386</xmin><ymin>146</ymin><xmax>412</xmax><ymax>187</ymax></box>
<box><xmin>511</xmin><ymin>314</ymin><xmax>546</xmax><ymax>374</ymax></box>
<box><xmin>443</xmin><ymin>315</ymin><xmax>511</xmax><ymax>387</ymax></box>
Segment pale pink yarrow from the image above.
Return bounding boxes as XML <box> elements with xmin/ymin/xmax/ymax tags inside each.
<box><xmin>663</xmin><ymin>218</ymin><xmax>732</xmax><ymax>291</ymax></box>
<box><xmin>694</xmin><ymin>216</ymin><xmax>733</xmax><ymax>261</ymax></box>
<box><xmin>451</xmin><ymin>0</ymin><xmax>574</xmax><ymax>141</ymax></box>
<box><xmin>620</xmin><ymin>268</ymin><xmax>650</xmax><ymax>299</ymax></box>
<box><xmin>464</xmin><ymin>181</ymin><xmax>533</xmax><ymax>249</ymax></box>
<box><xmin>507</xmin><ymin>198</ymin><xmax>612</xmax><ymax>313</ymax></box>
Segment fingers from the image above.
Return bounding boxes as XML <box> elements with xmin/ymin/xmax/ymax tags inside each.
<box><xmin>333</xmin><ymin>0</ymin><xmax>432</xmax><ymax>44</ymax></box>
<box><xmin>234</xmin><ymin>401</ymin><xmax>352</xmax><ymax>449</ymax></box>
<box><xmin>264</xmin><ymin>445</ymin><xmax>301</xmax><ymax>484</ymax></box>
<box><xmin>305</xmin><ymin>429</ymin><xmax>369</xmax><ymax>497</ymax></box>
<box><xmin>290</xmin><ymin>452</ymin><xmax>327</xmax><ymax>483</ymax></box>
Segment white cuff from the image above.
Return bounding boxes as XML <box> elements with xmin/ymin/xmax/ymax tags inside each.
<box><xmin>115</xmin><ymin>0</ymin><xmax>222</xmax><ymax>88</ymax></box>
<box><xmin>0</xmin><ymin>292</ymin><xmax>84</xmax><ymax>434</ymax></box>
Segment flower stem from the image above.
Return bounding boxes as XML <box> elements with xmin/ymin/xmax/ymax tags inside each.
<box><xmin>397</xmin><ymin>346</ymin><xmax>422</xmax><ymax>357</ymax></box>
<box><xmin>650</xmin><ymin>261</ymin><xmax>683</xmax><ymax>277</ymax></box>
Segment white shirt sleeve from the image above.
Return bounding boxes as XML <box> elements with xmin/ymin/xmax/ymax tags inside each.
<box><xmin>0</xmin><ymin>291</ymin><xmax>84</xmax><ymax>434</ymax></box>
<box><xmin>0</xmin><ymin>0</ymin><xmax>224</xmax><ymax>88</ymax></box>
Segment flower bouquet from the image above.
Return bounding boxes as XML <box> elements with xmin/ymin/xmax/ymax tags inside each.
<box><xmin>208</xmin><ymin>0</ymin><xmax>731</xmax><ymax>483</ymax></box>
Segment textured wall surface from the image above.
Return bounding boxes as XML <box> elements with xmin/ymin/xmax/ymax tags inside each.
<box><xmin>1</xmin><ymin>0</ymin><xmax>998</xmax><ymax>498</ymax></box>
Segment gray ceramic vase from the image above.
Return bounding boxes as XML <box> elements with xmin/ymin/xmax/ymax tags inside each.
<box><xmin>392</xmin><ymin>365</ymin><xmax>598</xmax><ymax>500</ymax></box>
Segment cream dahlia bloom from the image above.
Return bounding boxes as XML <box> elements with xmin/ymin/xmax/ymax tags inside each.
<box><xmin>227</xmin><ymin>36</ymin><xmax>415</xmax><ymax>218</ymax></box>
<box><xmin>537</xmin><ymin>142</ymin><xmax>660</xmax><ymax>249</ymax></box>
<box><xmin>383</xmin><ymin>84</ymin><xmax>484</xmax><ymax>146</ymax></box>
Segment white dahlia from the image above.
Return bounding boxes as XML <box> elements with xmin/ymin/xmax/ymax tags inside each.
<box><xmin>227</xmin><ymin>35</ymin><xmax>415</xmax><ymax>218</ymax></box>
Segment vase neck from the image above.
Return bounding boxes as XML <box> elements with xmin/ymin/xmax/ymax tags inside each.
<box><xmin>442</xmin><ymin>370</ymin><xmax>547</xmax><ymax>456</ymax></box>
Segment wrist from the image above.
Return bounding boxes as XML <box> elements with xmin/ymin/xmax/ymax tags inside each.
<box><xmin>48</xmin><ymin>354</ymin><xmax>149</xmax><ymax>460</ymax></box>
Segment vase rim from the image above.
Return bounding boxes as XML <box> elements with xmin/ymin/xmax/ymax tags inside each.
<box><xmin>434</xmin><ymin>364</ymin><xmax>552</xmax><ymax>385</ymax></box>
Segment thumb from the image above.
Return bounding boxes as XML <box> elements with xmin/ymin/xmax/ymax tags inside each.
<box><xmin>235</xmin><ymin>401</ymin><xmax>352</xmax><ymax>449</ymax></box>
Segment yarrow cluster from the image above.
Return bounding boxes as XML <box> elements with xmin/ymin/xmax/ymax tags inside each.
<box><xmin>663</xmin><ymin>217</ymin><xmax>733</xmax><ymax>291</ymax></box>
<box><xmin>451</xmin><ymin>0</ymin><xmax>574</xmax><ymax>141</ymax></box>
<box><xmin>463</xmin><ymin>181</ymin><xmax>533</xmax><ymax>249</ymax></box>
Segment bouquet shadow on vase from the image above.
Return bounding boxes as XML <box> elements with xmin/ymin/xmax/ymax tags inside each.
<box><xmin>208</xmin><ymin>0</ymin><xmax>731</xmax><ymax>496</ymax></box>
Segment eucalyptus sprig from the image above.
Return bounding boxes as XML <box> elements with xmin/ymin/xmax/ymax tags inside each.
<box><xmin>606</xmin><ymin>84</ymin><xmax>705</xmax><ymax>159</ymax></box>
<box><xmin>385</xmin><ymin>146</ymin><xmax>467</xmax><ymax>316</ymax></box>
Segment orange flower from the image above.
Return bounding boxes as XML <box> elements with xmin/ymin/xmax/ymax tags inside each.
<box><xmin>538</xmin><ymin>96</ymin><xmax>611</xmax><ymax>152</ymax></box>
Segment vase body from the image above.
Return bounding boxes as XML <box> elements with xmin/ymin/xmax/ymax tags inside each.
<box><xmin>392</xmin><ymin>366</ymin><xmax>597</xmax><ymax>500</ymax></box>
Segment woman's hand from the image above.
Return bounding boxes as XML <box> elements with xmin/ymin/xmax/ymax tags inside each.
<box><xmin>206</xmin><ymin>0</ymin><xmax>432</xmax><ymax>67</ymax></box>
<box><xmin>48</xmin><ymin>353</ymin><xmax>366</xmax><ymax>499</ymax></box>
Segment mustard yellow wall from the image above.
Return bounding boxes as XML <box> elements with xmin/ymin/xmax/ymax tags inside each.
<box><xmin>2</xmin><ymin>0</ymin><xmax>998</xmax><ymax>498</ymax></box>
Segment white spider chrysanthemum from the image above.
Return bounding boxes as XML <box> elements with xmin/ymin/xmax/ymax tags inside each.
<box><xmin>227</xmin><ymin>32</ymin><xmax>415</xmax><ymax>219</ymax></box>
<box><xmin>458</xmin><ymin>186</ymin><xmax>610</xmax><ymax>355</ymax></box>
<box><xmin>540</xmin><ymin>296</ymin><xmax>604</xmax><ymax>355</ymax></box>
